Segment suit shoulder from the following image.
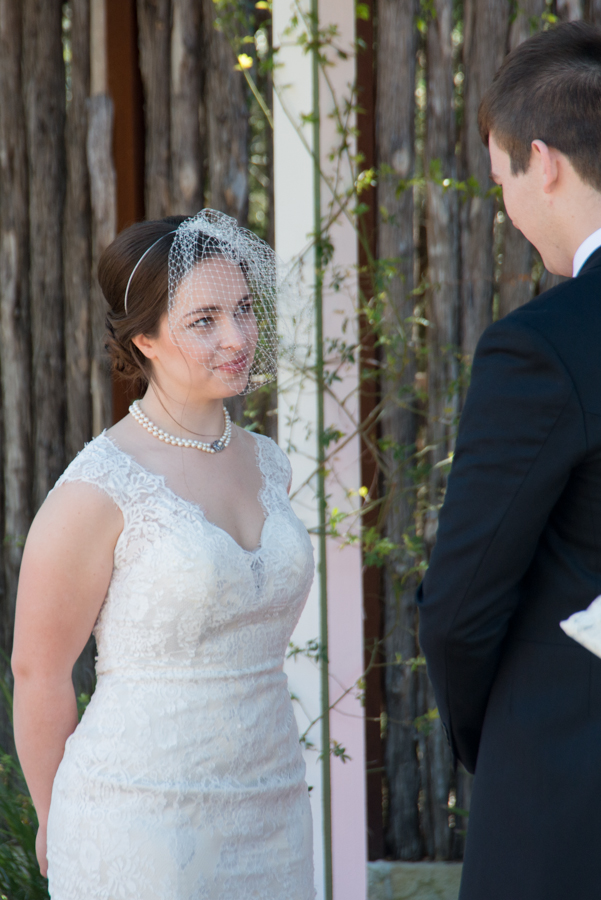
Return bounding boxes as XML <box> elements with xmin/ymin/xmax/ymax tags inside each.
<box><xmin>503</xmin><ymin>269</ymin><xmax>601</xmax><ymax>341</ymax></box>
<box><xmin>477</xmin><ymin>270</ymin><xmax>601</xmax><ymax>374</ymax></box>
<box><xmin>475</xmin><ymin>308</ymin><xmax>565</xmax><ymax>366</ymax></box>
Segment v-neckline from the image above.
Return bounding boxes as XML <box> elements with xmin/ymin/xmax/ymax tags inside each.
<box><xmin>100</xmin><ymin>432</ymin><xmax>269</xmax><ymax>556</ymax></box>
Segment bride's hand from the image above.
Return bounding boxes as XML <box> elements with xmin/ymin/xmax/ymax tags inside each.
<box><xmin>36</xmin><ymin>824</ymin><xmax>48</xmax><ymax>878</ymax></box>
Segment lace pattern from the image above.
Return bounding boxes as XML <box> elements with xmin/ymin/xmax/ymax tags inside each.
<box><xmin>46</xmin><ymin>432</ymin><xmax>315</xmax><ymax>900</ymax></box>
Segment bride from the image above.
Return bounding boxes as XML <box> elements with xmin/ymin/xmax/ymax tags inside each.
<box><xmin>11</xmin><ymin>211</ymin><xmax>316</xmax><ymax>899</ymax></box>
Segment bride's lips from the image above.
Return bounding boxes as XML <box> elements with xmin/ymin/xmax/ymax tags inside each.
<box><xmin>215</xmin><ymin>353</ymin><xmax>249</xmax><ymax>374</ymax></box>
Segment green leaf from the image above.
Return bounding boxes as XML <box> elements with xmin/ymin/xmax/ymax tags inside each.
<box><xmin>320</xmin><ymin>425</ymin><xmax>345</xmax><ymax>448</ymax></box>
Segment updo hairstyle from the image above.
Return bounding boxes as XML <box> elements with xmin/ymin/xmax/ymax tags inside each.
<box><xmin>98</xmin><ymin>216</ymin><xmax>187</xmax><ymax>397</ymax></box>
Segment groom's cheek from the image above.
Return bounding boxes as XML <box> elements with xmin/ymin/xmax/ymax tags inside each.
<box><xmin>501</xmin><ymin>188</ymin><xmax>518</xmax><ymax>228</ymax></box>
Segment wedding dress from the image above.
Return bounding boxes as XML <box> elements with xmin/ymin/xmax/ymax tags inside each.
<box><xmin>45</xmin><ymin>432</ymin><xmax>316</xmax><ymax>900</ymax></box>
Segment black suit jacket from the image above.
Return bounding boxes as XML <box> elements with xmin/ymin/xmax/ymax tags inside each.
<box><xmin>418</xmin><ymin>248</ymin><xmax>601</xmax><ymax>899</ymax></box>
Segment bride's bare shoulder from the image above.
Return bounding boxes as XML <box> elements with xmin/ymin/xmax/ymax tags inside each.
<box><xmin>39</xmin><ymin>434</ymin><xmax>126</xmax><ymax>544</ymax></box>
<box><xmin>30</xmin><ymin>477</ymin><xmax>123</xmax><ymax>570</ymax></box>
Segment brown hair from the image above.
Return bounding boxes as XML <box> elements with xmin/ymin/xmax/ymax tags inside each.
<box><xmin>99</xmin><ymin>216</ymin><xmax>187</xmax><ymax>397</ymax></box>
<box><xmin>478</xmin><ymin>22</ymin><xmax>601</xmax><ymax>190</ymax></box>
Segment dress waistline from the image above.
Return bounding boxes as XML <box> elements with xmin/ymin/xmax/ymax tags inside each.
<box><xmin>95</xmin><ymin>661</ymin><xmax>285</xmax><ymax>682</ymax></box>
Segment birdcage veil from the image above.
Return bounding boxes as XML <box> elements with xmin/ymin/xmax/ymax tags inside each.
<box><xmin>167</xmin><ymin>209</ymin><xmax>287</xmax><ymax>395</ymax></box>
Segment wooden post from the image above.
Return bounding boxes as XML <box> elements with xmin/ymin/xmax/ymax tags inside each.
<box><xmin>171</xmin><ymin>0</ymin><xmax>204</xmax><ymax>215</ymax></box>
<box><xmin>202</xmin><ymin>0</ymin><xmax>249</xmax><ymax>428</ymax></box>
<box><xmin>89</xmin><ymin>0</ymin><xmax>116</xmax><ymax>434</ymax></box>
<box><xmin>106</xmin><ymin>0</ymin><xmax>145</xmax><ymax>233</ymax></box>
<box><xmin>64</xmin><ymin>0</ymin><xmax>93</xmax><ymax>462</ymax></box>
<box><xmin>425</xmin><ymin>0</ymin><xmax>460</xmax><ymax>535</ymax></box>
<box><xmin>23</xmin><ymin>0</ymin><xmax>66</xmax><ymax>510</ymax></box>
<box><xmin>377</xmin><ymin>0</ymin><xmax>422</xmax><ymax>861</ymax></box>
<box><xmin>558</xmin><ymin>0</ymin><xmax>584</xmax><ymax>17</ymax></box>
<box><xmin>460</xmin><ymin>0</ymin><xmax>509</xmax><ymax>359</ymax></box>
<box><xmin>587</xmin><ymin>0</ymin><xmax>601</xmax><ymax>24</ymax></box>
<box><xmin>137</xmin><ymin>0</ymin><xmax>171</xmax><ymax>219</ymax></box>
<box><xmin>0</xmin><ymin>0</ymin><xmax>32</xmax><ymax>652</ymax></box>
<box><xmin>202</xmin><ymin>0</ymin><xmax>249</xmax><ymax>222</ymax></box>
<box><xmin>106</xmin><ymin>0</ymin><xmax>145</xmax><ymax>420</ymax></box>
<box><xmin>498</xmin><ymin>0</ymin><xmax>546</xmax><ymax>320</ymax></box>
<box><xmin>356</xmin><ymin>0</ymin><xmax>384</xmax><ymax>863</ymax></box>
<box><xmin>422</xmin><ymin>0</ymin><xmax>459</xmax><ymax>860</ymax></box>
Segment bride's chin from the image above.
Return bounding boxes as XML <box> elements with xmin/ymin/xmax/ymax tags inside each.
<box><xmin>211</xmin><ymin>370</ymin><xmax>252</xmax><ymax>397</ymax></box>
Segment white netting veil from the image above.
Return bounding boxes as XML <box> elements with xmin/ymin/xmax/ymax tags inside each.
<box><xmin>167</xmin><ymin>209</ymin><xmax>287</xmax><ymax>395</ymax></box>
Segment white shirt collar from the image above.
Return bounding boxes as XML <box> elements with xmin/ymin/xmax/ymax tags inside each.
<box><xmin>572</xmin><ymin>227</ymin><xmax>601</xmax><ymax>277</ymax></box>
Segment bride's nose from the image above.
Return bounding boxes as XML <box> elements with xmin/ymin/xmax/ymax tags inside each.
<box><xmin>218</xmin><ymin>315</ymin><xmax>246</xmax><ymax>351</ymax></box>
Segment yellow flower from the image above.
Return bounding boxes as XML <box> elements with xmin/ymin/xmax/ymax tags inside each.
<box><xmin>237</xmin><ymin>54</ymin><xmax>253</xmax><ymax>70</ymax></box>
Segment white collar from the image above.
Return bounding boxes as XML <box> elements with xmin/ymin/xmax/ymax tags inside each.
<box><xmin>572</xmin><ymin>226</ymin><xmax>601</xmax><ymax>277</ymax></box>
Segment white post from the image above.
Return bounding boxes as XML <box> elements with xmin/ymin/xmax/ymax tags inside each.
<box><xmin>273</xmin><ymin>0</ymin><xmax>326</xmax><ymax>892</ymax></box>
<box><xmin>274</xmin><ymin>1</ymin><xmax>367</xmax><ymax>898</ymax></box>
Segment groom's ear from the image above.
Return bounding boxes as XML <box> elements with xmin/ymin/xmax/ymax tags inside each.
<box><xmin>531</xmin><ymin>141</ymin><xmax>559</xmax><ymax>194</ymax></box>
<box><xmin>478</xmin><ymin>24</ymin><xmax>601</xmax><ymax>195</ymax></box>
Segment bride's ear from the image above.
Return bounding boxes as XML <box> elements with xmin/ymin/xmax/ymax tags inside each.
<box><xmin>131</xmin><ymin>332</ymin><xmax>158</xmax><ymax>360</ymax></box>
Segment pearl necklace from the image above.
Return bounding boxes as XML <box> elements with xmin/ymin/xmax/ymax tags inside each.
<box><xmin>129</xmin><ymin>400</ymin><xmax>232</xmax><ymax>453</ymax></box>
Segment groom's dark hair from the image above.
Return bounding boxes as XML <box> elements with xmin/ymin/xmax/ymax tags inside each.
<box><xmin>478</xmin><ymin>22</ymin><xmax>601</xmax><ymax>191</ymax></box>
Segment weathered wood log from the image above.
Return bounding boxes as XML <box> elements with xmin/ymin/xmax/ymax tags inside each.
<box><xmin>203</xmin><ymin>0</ymin><xmax>249</xmax><ymax>222</ymax></box>
<box><xmin>0</xmin><ymin>0</ymin><xmax>32</xmax><ymax>654</ymax></box>
<box><xmin>498</xmin><ymin>223</ymin><xmax>534</xmax><ymax>317</ymax></box>
<box><xmin>87</xmin><ymin>95</ymin><xmax>116</xmax><ymax>434</ymax></box>
<box><xmin>539</xmin><ymin>269</ymin><xmax>569</xmax><ymax>292</ymax></box>
<box><xmin>377</xmin><ymin>0</ymin><xmax>422</xmax><ymax>861</ymax></box>
<box><xmin>460</xmin><ymin>0</ymin><xmax>509</xmax><ymax>359</ymax></box>
<box><xmin>137</xmin><ymin>0</ymin><xmax>172</xmax><ymax>218</ymax></box>
<box><xmin>105</xmin><ymin>0</ymin><xmax>146</xmax><ymax>233</ymax></box>
<box><xmin>557</xmin><ymin>0</ymin><xmax>584</xmax><ymax>18</ymax></box>
<box><xmin>497</xmin><ymin>0</ymin><xmax>546</xmax><ymax>320</ymax></box>
<box><xmin>586</xmin><ymin>0</ymin><xmax>601</xmax><ymax>24</ymax></box>
<box><xmin>355</xmin><ymin>0</ymin><xmax>383</xmax><ymax>858</ymax></box>
<box><xmin>416</xmin><ymin>671</ymin><xmax>458</xmax><ymax>858</ymax></box>
<box><xmin>422</xmin><ymin>0</ymin><xmax>459</xmax><ymax>859</ymax></box>
<box><xmin>0</xmin><ymin>388</ymin><xmax>6</xmax><ymax>746</ymax></box>
<box><xmin>0</xmin><ymin>393</ymin><xmax>4</xmax><ymax>672</ymax></box>
<box><xmin>23</xmin><ymin>0</ymin><xmax>66</xmax><ymax>510</ymax></box>
<box><xmin>66</xmin><ymin>0</ymin><xmax>98</xmax><ymax>699</ymax></box>
<box><xmin>64</xmin><ymin>0</ymin><xmax>92</xmax><ymax>462</ymax></box>
<box><xmin>171</xmin><ymin>0</ymin><xmax>204</xmax><ymax>214</ymax></box>
<box><xmin>425</xmin><ymin>0</ymin><xmax>460</xmax><ymax>531</ymax></box>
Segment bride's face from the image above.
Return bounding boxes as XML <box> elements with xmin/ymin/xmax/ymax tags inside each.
<box><xmin>136</xmin><ymin>258</ymin><xmax>259</xmax><ymax>400</ymax></box>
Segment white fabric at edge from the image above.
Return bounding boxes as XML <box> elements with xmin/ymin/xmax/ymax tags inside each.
<box><xmin>572</xmin><ymin>226</ymin><xmax>601</xmax><ymax>277</ymax></box>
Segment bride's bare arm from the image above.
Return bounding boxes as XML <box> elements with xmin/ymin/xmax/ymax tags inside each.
<box><xmin>11</xmin><ymin>482</ymin><xmax>123</xmax><ymax>875</ymax></box>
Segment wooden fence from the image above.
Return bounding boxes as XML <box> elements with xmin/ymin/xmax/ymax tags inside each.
<box><xmin>374</xmin><ymin>0</ymin><xmax>601</xmax><ymax>864</ymax></box>
<box><xmin>0</xmin><ymin>0</ymin><xmax>251</xmax><ymax>696</ymax></box>
<box><xmin>0</xmin><ymin>0</ymin><xmax>600</xmax><ymax>866</ymax></box>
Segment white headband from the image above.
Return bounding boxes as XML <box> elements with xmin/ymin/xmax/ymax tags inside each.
<box><xmin>123</xmin><ymin>230</ymin><xmax>177</xmax><ymax>314</ymax></box>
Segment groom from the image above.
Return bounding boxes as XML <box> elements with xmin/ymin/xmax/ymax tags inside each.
<box><xmin>418</xmin><ymin>22</ymin><xmax>601</xmax><ymax>900</ymax></box>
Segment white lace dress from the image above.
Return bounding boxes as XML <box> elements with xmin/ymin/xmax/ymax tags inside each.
<box><xmin>45</xmin><ymin>432</ymin><xmax>315</xmax><ymax>900</ymax></box>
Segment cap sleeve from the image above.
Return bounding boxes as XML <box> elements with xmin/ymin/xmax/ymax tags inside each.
<box><xmin>49</xmin><ymin>435</ymin><xmax>131</xmax><ymax>514</ymax></box>
<box><xmin>253</xmin><ymin>433</ymin><xmax>293</xmax><ymax>495</ymax></box>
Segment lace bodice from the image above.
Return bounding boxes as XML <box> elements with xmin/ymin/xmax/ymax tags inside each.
<box><xmin>45</xmin><ymin>432</ymin><xmax>316</xmax><ymax>900</ymax></box>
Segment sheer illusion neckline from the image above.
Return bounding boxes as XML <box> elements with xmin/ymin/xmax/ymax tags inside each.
<box><xmin>99</xmin><ymin>432</ymin><xmax>269</xmax><ymax>555</ymax></box>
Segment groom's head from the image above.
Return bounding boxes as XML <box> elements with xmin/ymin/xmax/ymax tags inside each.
<box><xmin>479</xmin><ymin>22</ymin><xmax>601</xmax><ymax>276</ymax></box>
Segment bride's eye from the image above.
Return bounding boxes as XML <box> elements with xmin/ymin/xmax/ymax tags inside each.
<box><xmin>236</xmin><ymin>301</ymin><xmax>253</xmax><ymax>316</ymax></box>
<box><xmin>188</xmin><ymin>316</ymin><xmax>214</xmax><ymax>329</ymax></box>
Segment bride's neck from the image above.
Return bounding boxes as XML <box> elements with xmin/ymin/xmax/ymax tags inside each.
<box><xmin>139</xmin><ymin>385</ymin><xmax>227</xmax><ymax>438</ymax></box>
